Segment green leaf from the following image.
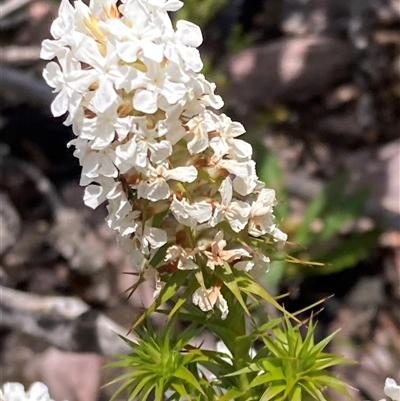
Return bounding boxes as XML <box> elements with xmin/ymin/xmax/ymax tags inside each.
<box><xmin>149</xmin><ymin>242</ymin><xmax>171</xmax><ymax>268</ymax></box>
<box><xmin>154</xmin><ymin>378</ymin><xmax>164</xmax><ymax>401</ymax></box>
<box><xmin>171</xmin><ymin>381</ymin><xmax>190</xmax><ymax>399</ymax></box>
<box><xmin>233</xmin><ymin>270</ymin><xmax>300</xmax><ymax>322</ymax></box>
<box><xmin>260</xmin><ymin>384</ymin><xmax>286</xmax><ymax>400</ymax></box>
<box><xmin>168</xmin><ymin>280</ymin><xmax>199</xmax><ymax>320</ymax></box>
<box><xmin>137</xmin><ymin>380</ymin><xmax>156</xmax><ymax>401</ymax></box>
<box><xmin>215</xmin><ymin>263</ymin><xmax>250</xmax><ymax>316</ymax></box>
<box><xmin>250</xmin><ymin>369</ymin><xmax>285</xmax><ymax>388</ymax></box>
<box><xmin>130</xmin><ymin>270</ymin><xmax>188</xmax><ymax>330</ymax></box>
<box><xmin>194</xmin><ymin>267</ymin><xmax>207</xmax><ymax>290</ymax></box>
<box><xmin>314</xmin><ymin>229</ymin><xmax>380</xmax><ymax>273</ymax></box>
<box><xmin>292</xmin><ymin>386</ymin><xmax>302</xmax><ymax>401</ymax></box>
<box><xmin>295</xmin><ymin>171</ymin><xmax>350</xmax><ymax>245</ymax></box>
<box><xmin>174</xmin><ymin>365</ymin><xmax>206</xmax><ymax>395</ymax></box>
<box><xmin>217</xmin><ymin>388</ymin><xmax>244</xmax><ymax>401</ymax></box>
<box><xmin>256</xmin><ymin>147</ymin><xmax>288</xmax><ymax>220</ymax></box>
<box><xmin>262</xmin><ymin>260</ymin><xmax>286</xmax><ymax>291</ymax></box>
<box><xmin>319</xmin><ymin>188</ymin><xmax>369</xmax><ymax>241</ymax></box>
<box><xmin>124</xmin><ymin>273</ymin><xmax>146</xmax><ymax>299</ymax></box>
<box><xmin>299</xmin><ymin>381</ymin><xmax>327</xmax><ymax>401</ymax></box>
<box><xmin>109</xmin><ymin>377</ymin><xmax>136</xmax><ymax>401</ymax></box>
<box><xmin>152</xmin><ymin>207</ymin><xmax>170</xmax><ymax>228</ymax></box>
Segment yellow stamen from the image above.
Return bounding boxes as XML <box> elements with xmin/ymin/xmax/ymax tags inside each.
<box><xmin>84</xmin><ymin>14</ymin><xmax>105</xmax><ymax>43</ymax></box>
<box><xmin>132</xmin><ymin>60</ymin><xmax>148</xmax><ymax>73</ymax></box>
<box><xmin>104</xmin><ymin>3</ymin><xmax>120</xmax><ymax>19</ymax></box>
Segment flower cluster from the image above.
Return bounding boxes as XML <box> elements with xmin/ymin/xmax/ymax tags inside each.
<box><xmin>379</xmin><ymin>378</ymin><xmax>400</xmax><ymax>401</ymax></box>
<box><xmin>41</xmin><ymin>0</ymin><xmax>286</xmax><ymax>318</ymax></box>
<box><xmin>0</xmin><ymin>382</ymin><xmax>65</xmax><ymax>401</ymax></box>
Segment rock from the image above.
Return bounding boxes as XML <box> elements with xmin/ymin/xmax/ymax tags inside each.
<box><xmin>281</xmin><ymin>0</ymin><xmax>400</xmax><ymax>37</ymax></box>
<box><xmin>283</xmin><ymin>140</ymin><xmax>400</xmax><ymax>231</ymax></box>
<box><xmin>344</xmin><ymin>139</ymin><xmax>400</xmax><ymax>230</ymax></box>
<box><xmin>227</xmin><ymin>37</ymin><xmax>353</xmax><ymax>122</ymax></box>
<box><xmin>281</xmin><ymin>0</ymin><xmax>350</xmax><ymax>36</ymax></box>
<box><xmin>316</xmin><ymin>111</ymin><xmax>364</xmax><ymax>139</ymax></box>
<box><xmin>371</xmin><ymin>0</ymin><xmax>400</xmax><ymax>24</ymax></box>
<box><xmin>25</xmin><ymin>347</ymin><xmax>103</xmax><ymax>401</ymax></box>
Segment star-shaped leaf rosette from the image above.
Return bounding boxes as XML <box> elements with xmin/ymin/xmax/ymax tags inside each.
<box><xmin>41</xmin><ymin>0</ymin><xmax>289</xmax><ymax>325</ymax></box>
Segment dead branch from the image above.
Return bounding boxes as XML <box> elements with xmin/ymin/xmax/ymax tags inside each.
<box><xmin>0</xmin><ymin>285</ymin><xmax>136</xmax><ymax>355</ymax></box>
<box><xmin>0</xmin><ymin>10</ymin><xmax>28</xmax><ymax>29</ymax></box>
<box><xmin>0</xmin><ymin>0</ymin><xmax>32</xmax><ymax>19</ymax></box>
<box><xmin>0</xmin><ymin>46</ymin><xmax>41</xmax><ymax>64</ymax></box>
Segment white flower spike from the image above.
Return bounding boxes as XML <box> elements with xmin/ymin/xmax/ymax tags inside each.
<box><xmin>41</xmin><ymin>0</ymin><xmax>286</xmax><ymax>318</ymax></box>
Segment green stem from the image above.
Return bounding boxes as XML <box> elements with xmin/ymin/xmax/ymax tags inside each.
<box><xmin>230</xmin><ymin>300</ymin><xmax>250</xmax><ymax>401</ymax></box>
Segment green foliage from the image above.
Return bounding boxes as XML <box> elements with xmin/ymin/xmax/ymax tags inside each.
<box><xmin>108</xmin><ymin>308</ymin><xmax>353</xmax><ymax>401</ymax></box>
<box><xmin>177</xmin><ymin>0</ymin><xmax>227</xmax><ymax>27</ymax></box>
<box><xmin>106</xmin><ymin>318</ymin><xmax>210</xmax><ymax>401</ymax></box>
<box><xmin>246</xmin><ymin>318</ymin><xmax>354</xmax><ymax>401</ymax></box>
<box><xmin>256</xmin><ymin>145</ymin><xmax>381</xmax><ymax>284</ymax></box>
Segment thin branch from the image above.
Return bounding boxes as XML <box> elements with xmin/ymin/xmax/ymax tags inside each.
<box><xmin>0</xmin><ymin>285</ymin><xmax>137</xmax><ymax>355</ymax></box>
<box><xmin>0</xmin><ymin>46</ymin><xmax>41</xmax><ymax>64</ymax></box>
<box><xmin>0</xmin><ymin>0</ymin><xmax>32</xmax><ymax>19</ymax></box>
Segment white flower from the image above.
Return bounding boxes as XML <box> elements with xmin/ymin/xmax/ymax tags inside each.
<box><xmin>186</xmin><ymin>114</ymin><xmax>209</xmax><ymax>155</ymax></box>
<box><xmin>81</xmin><ymin>147</ymin><xmax>118</xmax><ymax>183</ymax></box>
<box><xmin>0</xmin><ymin>382</ymin><xmax>66</xmax><ymax>401</ymax></box>
<box><xmin>192</xmin><ymin>286</ymin><xmax>228</xmax><ymax>319</ymax></box>
<box><xmin>248</xmin><ymin>188</ymin><xmax>275</xmax><ymax>237</ymax></box>
<box><xmin>209</xmin><ymin>113</ymin><xmax>252</xmax><ymax>161</ymax></box>
<box><xmin>131</xmin><ymin>59</ymin><xmax>187</xmax><ymax>114</ymax></box>
<box><xmin>164</xmin><ymin>19</ymin><xmax>203</xmax><ymax>72</ymax></box>
<box><xmin>204</xmin><ymin>231</ymin><xmax>250</xmax><ymax>270</ymax></box>
<box><xmin>143</xmin><ymin>0</ymin><xmax>184</xmax><ymax>13</ymax></box>
<box><xmin>384</xmin><ymin>378</ymin><xmax>400</xmax><ymax>401</ymax></box>
<box><xmin>107</xmin><ymin>2</ymin><xmax>164</xmax><ymax>63</ymax></box>
<box><xmin>127</xmin><ymin>120</ymin><xmax>172</xmax><ymax>167</ymax></box>
<box><xmin>235</xmin><ymin>250</ymin><xmax>270</xmax><ymax>273</ymax></box>
<box><xmin>80</xmin><ymin>103</ymin><xmax>133</xmax><ymax>149</ymax></box>
<box><xmin>164</xmin><ymin>245</ymin><xmax>199</xmax><ymax>270</ymax></box>
<box><xmin>271</xmin><ymin>226</ymin><xmax>288</xmax><ymax>242</ymax></box>
<box><xmin>40</xmin><ymin>0</ymin><xmax>75</xmax><ymax>59</ymax></box>
<box><xmin>170</xmin><ymin>196</ymin><xmax>212</xmax><ymax>227</ymax></box>
<box><xmin>137</xmin><ymin>163</ymin><xmax>197</xmax><ymax>201</ymax></box>
<box><xmin>41</xmin><ymin>0</ymin><xmax>287</xmax><ymax>320</ymax></box>
<box><xmin>143</xmin><ymin>266</ymin><xmax>162</xmax><ymax>298</ymax></box>
<box><xmin>209</xmin><ymin>154</ymin><xmax>258</xmax><ymax>196</ymax></box>
<box><xmin>211</xmin><ymin>177</ymin><xmax>251</xmax><ymax>232</ymax></box>
<box><xmin>71</xmin><ymin>36</ymin><xmax>124</xmax><ymax>113</ymax></box>
<box><xmin>42</xmin><ymin>49</ymin><xmax>96</xmax><ymax>118</ymax></box>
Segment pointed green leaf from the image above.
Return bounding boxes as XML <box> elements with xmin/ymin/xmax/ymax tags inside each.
<box><xmin>260</xmin><ymin>384</ymin><xmax>286</xmax><ymax>401</ymax></box>
<box><xmin>171</xmin><ymin>381</ymin><xmax>190</xmax><ymax>398</ymax></box>
<box><xmin>215</xmin><ymin>263</ymin><xmax>250</xmax><ymax>316</ymax></box>
<box><xmin>174</xmin><ymin>365</ymin><xmax>205</xmax><ymax>395</ymax></box>
<box><xmin>217</xmin><ymin>389</ymin><xmax>244</xmax><ymax>401</ymax></box>
<box><xmin>168</xmin><ymin>280</ymin><xmax>199</xmax><ymax>320</ymax></box>
<box><xmin>130</xmin><ymin>270</ymin><xmax>188</xmax><ymax>330</ymax></box>
<box><xmin>234</xmin><ymin>270</ymin><xmax>300</xmax><ymax>322</ymax></box>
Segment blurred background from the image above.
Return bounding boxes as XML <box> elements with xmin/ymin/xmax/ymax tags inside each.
<box><xmin>0</xmin><ymin>0</ymin><xmax>399</xmax><ymax>400</ymax></box>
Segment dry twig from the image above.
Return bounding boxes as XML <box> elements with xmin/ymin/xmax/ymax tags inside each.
<box><xmin>0</xmin><ymin>46</ymin><xmax>41</xmax><ymax>64</ymax></box>
<box><xmin>0</xmin><ymin>0</ymin><xmax>32</xmax><ymax>19</ymax></box>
